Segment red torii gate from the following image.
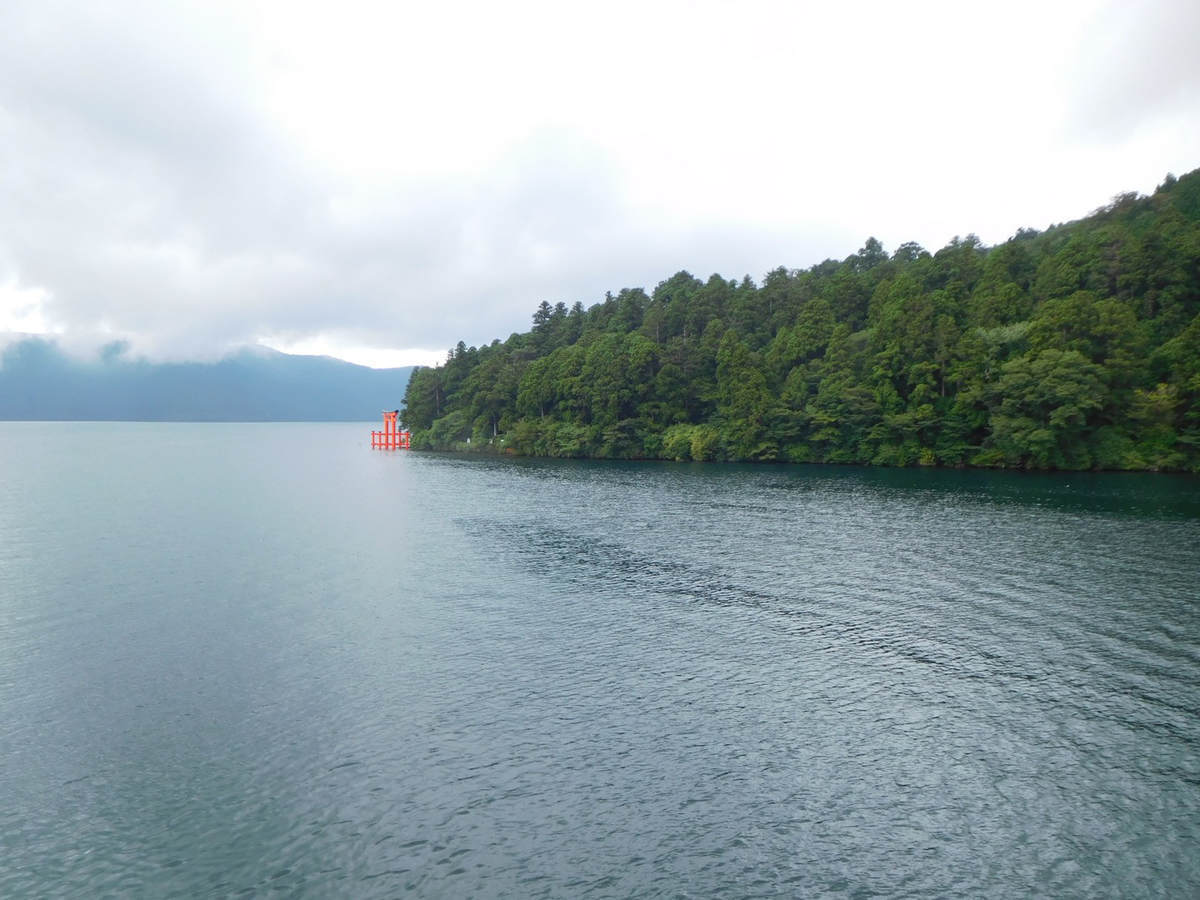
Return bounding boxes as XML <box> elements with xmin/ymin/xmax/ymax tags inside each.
<box><xmin>371</xmin><ymin>410</ymin><xmax>411</xmax><ymax>449</ymax></box>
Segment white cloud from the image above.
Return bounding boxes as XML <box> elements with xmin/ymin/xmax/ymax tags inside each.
<box><xmin>256</xmin><ymin>334</ymin><xmax>442</xmax><ymax>369</ymax></box>
<box><xmin>0</xmin><ymin>279</ymin><xmax>57</xmax><ymax>336</ymax></box>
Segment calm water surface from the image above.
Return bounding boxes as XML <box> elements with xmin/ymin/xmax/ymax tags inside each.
<box><xmin>1</xmin><ymin>422</ymin><xmax>1198</xmax><ymax>897</ymax></box>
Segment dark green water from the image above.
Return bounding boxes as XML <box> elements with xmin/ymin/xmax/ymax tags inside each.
<box><xmin>2</xmin><ymin>422</ymin><xmax>1199</xmax><ymax>897</ymax></box>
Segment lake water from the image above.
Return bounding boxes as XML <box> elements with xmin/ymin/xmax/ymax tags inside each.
<box><xmin>2</xmin><ymin>422</ymin><xmax>1199</xmax><ymax>897</ymax></box>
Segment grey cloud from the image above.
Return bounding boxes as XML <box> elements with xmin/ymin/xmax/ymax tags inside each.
<box><xmin>0</xmin><ymin>3</ymin><xmax>330</xmax><ymax>349</ymax></box>
<box><xmin>0</xmin><ymin>3</ymin><xmax>671</xmax><ymax>358</ymax></box>
<box><xmin>1068</xmin><ymin>0</ymin><xmax>1200</xmax><ymax>140</ymax></box>
<box><xmin>1</xmin><ymin>0</ymin><xmax>844</xmax><ymax>364</ymax></box>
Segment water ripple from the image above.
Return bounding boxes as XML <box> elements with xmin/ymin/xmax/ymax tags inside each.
<box><xmin>1</xmin><ymin>427</ymin><xmax>1198</xmax><ymax>897</ymax></box>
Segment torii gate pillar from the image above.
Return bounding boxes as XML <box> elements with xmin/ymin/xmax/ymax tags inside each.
<box><xmin>371</xmin><ymin>410</ymin><xmax>410</xmax><ymax>449</ymax></box>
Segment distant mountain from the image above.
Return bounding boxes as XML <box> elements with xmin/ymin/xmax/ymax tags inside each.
<box><xmin>0</xmin><ymin>338</ymin><xmax>414</xmax><ymax>421</ymax></box>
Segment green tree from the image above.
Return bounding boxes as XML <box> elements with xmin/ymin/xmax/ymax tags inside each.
<box><xmin>715</xmin><ymin>331</ymin><xmax>775</xmax><ymax>459</ymax></box>
<box><xmin>987</xmin><ymin>349</ymin><xmax>1106</xmax><ymax>468</ymax></box>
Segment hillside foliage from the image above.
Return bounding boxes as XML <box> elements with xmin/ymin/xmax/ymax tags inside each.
<box><xmin>403</xmin><ymin>170</ymin><xmax>1200</xmax><ymax>471</ymax></box>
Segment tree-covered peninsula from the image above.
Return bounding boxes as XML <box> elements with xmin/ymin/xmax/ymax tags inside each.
<box><xmin>402</xmin><ymin>170</ymin><xmax>1200</xmax><ymax>471</ymax></box>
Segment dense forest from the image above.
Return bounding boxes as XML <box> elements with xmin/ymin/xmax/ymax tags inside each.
<box><xmin>402</xmin><ymin>170</ymin><xmax>1200</xmax><ymax>471</ymax></box>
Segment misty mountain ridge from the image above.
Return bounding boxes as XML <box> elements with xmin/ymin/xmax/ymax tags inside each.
<box><xmin>0</xmin><ymin>337</ymin><xmax>413</xmax><ymax>421</ymax></box>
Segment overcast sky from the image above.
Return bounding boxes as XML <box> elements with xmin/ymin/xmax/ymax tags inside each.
<box><xmin>1</xmin><ymin>0</ymin><xmax>1197</xmax><ymax>367</ymax></box>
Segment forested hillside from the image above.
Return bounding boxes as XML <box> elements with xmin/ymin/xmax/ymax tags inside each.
<box><xmin>403</xmin><ymin>170</ymin><xmax>1200</xmax><ymax>471</ymax></box>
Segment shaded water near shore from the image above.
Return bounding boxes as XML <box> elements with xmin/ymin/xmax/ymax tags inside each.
<box><xmin>2</xmin><ymin>422</ymin><xmax>1199</xmax><ymax>897</ymax></box>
